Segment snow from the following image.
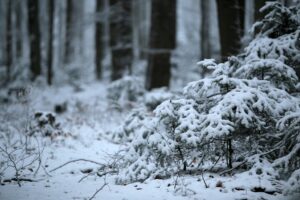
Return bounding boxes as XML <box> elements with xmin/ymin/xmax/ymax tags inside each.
<box><xmin>0</xmin><ymin>83</ymin><xmax>295</xmax><ymax>200</ymax></box>
<box><xmin>1</xmin><ymin>2</ymin><xmax>300</xmax><ymax>199</ymax></box>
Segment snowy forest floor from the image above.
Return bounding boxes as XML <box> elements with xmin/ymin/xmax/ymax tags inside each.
<box><xmin>0</xmin><ymin>82</ymin><xmax>298</xmax><ymax>200</ymax></box>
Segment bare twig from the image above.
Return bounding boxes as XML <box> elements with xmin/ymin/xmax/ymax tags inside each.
<box><xmin>50</xmin><ymin>159</ymin><xmax>104</xmax><ymax>172</ymax></box>
<box><xmin>78</xmin><ymin>172</ymin><xmax>93</xmax><ymax>183</ymax></box>
<box><xmin>201</xmin><ymin>171</ymin><xmax>209</xmax><ymax>188</ymax></box>
<box><xmin>0</xmin><ymin>145</ymin><xmax>21</xmax><ymax>186</ymax></box>
<box><xmin>209</xmin><ymin>155</ymin><xmax>222</xmax><ymax>171</ymax></box>
<box><xmin>173</xmin><ymin>173</ymin><xmax>180</xmax><ymax>189</ymax></box>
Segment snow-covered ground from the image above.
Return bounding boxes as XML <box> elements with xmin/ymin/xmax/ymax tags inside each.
<box><xmin>0</xmin><ymin>83</ymin><xmax>298</xmax><ymax>200</ymax></box>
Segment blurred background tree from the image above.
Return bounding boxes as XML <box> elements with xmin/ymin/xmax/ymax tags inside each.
<box><xmin>0</xmin><ymin>0</ymin><xmax>298</xmax><ymax>88</ymax></box>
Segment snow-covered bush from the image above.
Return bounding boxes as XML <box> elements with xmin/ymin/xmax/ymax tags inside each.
<box><xmin>274</xmin><ymin>111</ymin><xmax>300</xmax><ymax>175</ymax></box>
<box><xmin>250</xmin><ymin>1</ymin><xmax>300</xmax><ymax>80</ymax></box>
<box><xmin>106</xmin><ymin>107</ymin><xmax>150</xmax><ymax>143</ymax></box>
<box><xmin>27</xmin><ymin>112</ymin><xmax>63</xmax><ymax>138</ymax></box>
<box><xmin>116</xmin><ymin>1</ymin><xmax>300</xmax><ymax>184</ymax></box>
<box><xmin>116</xmin><ymin>71</ymin><xmax>299</xmax><ymax>183</ymax></box>
<box><xmin>0</xmin><ymin>86</ymin><xmax>31</xmax><ymax>104</ymax></box>
<box><xmin>0</xmin><ymin>125</ymin><xmax>43</xmax><ymax>185</ymax></box>
<box><xmin>107</xmin><ymin>76</ymin><xmax>145</xmax><ymax>108</ymax></box>
<box><xmin>144</xmin><ymin>87</ymin><xmax>175</xmax><ymax>110</ymax></box>
<box><xmin>106</xmin><ymin>87</ymin><xmax>177</xmax><ymax>143</ymax></box>
<box><xmin>253</xmin><ymin>1</ymin><xmax>300</xmax><ymax>38</ymax></box>
<box><xmin>284</xmin><ymin>169</ymin><xmax>300</xmax><ymax>195</ymax></box>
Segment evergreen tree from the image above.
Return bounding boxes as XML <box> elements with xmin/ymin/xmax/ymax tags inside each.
<box><xmin>116</xmin><ymin>1</ymin><xmax>300</xmax><ymax>184</ymax></box>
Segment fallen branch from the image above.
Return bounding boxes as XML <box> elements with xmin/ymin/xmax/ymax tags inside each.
<box><xmin>97</xmin><ymin>170</ymin><xmax>118</xmax><ymax>177</ymax></box>
<box><xmin>219</xmin><ymin>160</ymin><xmax>247</xmax><ymax>176</ymax></box>
<box><xmin>3</xmin><ymin>178</ymin><xmax>38</xmax><ymax>183</ymax></box>
<box><xmin>50</xmin><ymin>159</ymin><xmax>104</xmax><ymax>173</ymax></box>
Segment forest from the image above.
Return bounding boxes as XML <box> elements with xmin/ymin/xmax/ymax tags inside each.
<box><xmin>0</xmin><ymin>0</ymin><xmax>300</xmax><ymax>199</ymax></box>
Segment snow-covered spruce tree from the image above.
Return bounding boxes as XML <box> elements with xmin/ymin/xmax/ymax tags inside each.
<box><xmin>106</xmin><ymin>107</ymin><xmax>150</xmax><ymax>143</ymax></box>
<box><xmin>250</xmin><ymin>1</ymin><xmax>300</xmax><ymax>80</ymax></box>
<box><xmin>107</xmin><ymin>76</ymin><xmax>145</xmax><ymax>108</ymax></box>
<box><xmin>144</xmin><ymin>87</ymin><xmax>175</xmax><ymax>111</ymax></box>
<box><xmin>253</xmin><ymin>1</ymin><xmax>300</xmax><ymax>39</ymax></box>
<box><xmin>116</xmin><ymin>2</ymin><xmax>300</xmax><ymax>184</ymax></box>
<box><xmin>116</xmin><ymin>59</ymin><xmax>299</xmax><ymax>183</ymax></box>
<box><xmin>184</xmin><ymin>58</ymin><xmax>299</xmax><ymax>168</ymax></box>
<box><xmin>275</xmin><ymin>111</ymin><xmax>300</xmax><ymax>195</ymax></box>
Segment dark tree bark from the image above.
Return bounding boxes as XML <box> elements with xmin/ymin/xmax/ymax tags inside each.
<box><xmin>6</xmin><ymin>0</ymin><xmax>12</xmax><ymax>82</ymax></box>
<box><xmin>15</xmin><ymin>1</ymin><xmax>22</xmax><ymax>59</ymax></box>
<box><xmin>95</xmin><ymin>0</ymin><xmax>104</xmax><ymax>80</ymax></box>
<box><xmin>27</xmin><ymin>0</ymin><xmax>41</xmax><ymax>81</ymax></box>
<box><xmin>226</xmin><ymin>138</ymin><xmax>233</xmax><ymax>169</ymax></box>
<box><xmin>201</xmin><ymin>0</ymin><xmax>211</xmax><ymax>60</ymax></box>
<box><xmin>109</xmin><ymin>0</ymin><xmax>133</xmax><ymax>81</ymax></box>
<box><xmin>64</xmin><ymin>0</ymin><xmax>73</xmax><ymax>64</ymax></box>
<box><xmin>64</xmin><ymin>0</ymin><xmax>84</xmax><ymax>65</ymax></box>
<box><xmin>47</xmin><ymin>0</ymin><xmax>54</xmax><ymax>85</ymax></box>
<box><xmin>217</xmin><ymin>0</ymin><xmax>245</xmax><ymax>61</ymax></box>
<box><xmin>254</xmin><ymin>0</ymin><xmax>267</xmax><ymax>22</ymax></box>
<box><xmin>146</xmin><ymin>0</ymin><xmax>176</xmax><ymax>90</ymax></box>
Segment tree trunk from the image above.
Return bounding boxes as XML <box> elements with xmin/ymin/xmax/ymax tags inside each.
<box><xmin>226</xmin><ymin>138</ymin><xmax>233</xmax><ymax>169</ymax></box>
<box><xmin>27</xmin><ymin>0</ymin><xmax>41</xmax><ymax>81</ymax></box>
<box><xmin>201</xmin><ymin>0</ymin><xmax>211</xmax><ymax>60</ymax></box>
<box><xmin>15</xmin><ymin>0</ymin><xmax>22</xmax><ymax>59</ymax></box>
<box><xmin>217</xmin><ymin>0</ymin><xmax>245</xmax><ymax>61</ymax></box>
<box><xmin>95</xmin><ymin>0</ymin><xmax>104</xmax><ymax>80</ymax></box>
<box><xmin>109</xmin><ymin>0</ymin><xmax>133</xmax><ymax>81</ymax></box>
<box><xmin>254</xmin><ymin>0</ymin><xmax>267</xmax><ymax>21</ymax></box>
<box><xmin>6</xmin><ymin>0</ymin><xmax>12</xmax><ymax>82</ymax></box>
<box><xmin>47</xmin><ymin>0</ymin><xmax>54</xmax><ymax>85</ymax></box>
<box><xmin>146</xmin><ymin>0</ymin><xmax>176</xmax><ymax>90</ymax></box>
<box><xmin>64</xmin><ymin>0</ymin><xmax>73</xmax><ymax>64</ymax></box>
<box><xmin>138</xmin><ymin>0</ymin><xmax>151</xmax><ymax>59</ymax></box>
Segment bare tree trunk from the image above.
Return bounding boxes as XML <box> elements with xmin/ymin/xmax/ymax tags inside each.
<box><xmin>6</xmin><ymin>0</ymin><xmax>12</xmax><ymax>82</ymax></box>
<box><xmin>216</xmin><ymin>0</ymin><xmax>245</xmax><ymax>61</ymax></box>
<box><xmin>47</xmin><ymin>0</ymin><xmax>54</xmax><ymax>85</ymax></box>
<box><xmin>146</xmin><ymin>0</ymin><xmax>176</xmax><ymax>90</ymax></box>
<box><xmin>0</xmin><ymin>1</ymin><xmax>6</xmax><ymax>66</ymax></box>
<box><xmin>254</xmin><ymin>0</ymin><xmax>267</xmax><ymax>21</ymax></box>
<box><xmin>27</xmin><ymin>0</ymin><xmax>41</xmax><ymax>81</ymax></box>
<box><xmin>95</xmin><ymin>0</ymin><xmax>104</xmax><ymax>80</ymax></box>
<box><xmin>238</xmin><ymin>0</ymin><xmax>245</xmax><ymax>37</ymax></box>
<box><xmin>15</xmin><ymin>0</ymin><xmax>22</xmax><ymax>60</ymax></box>
<box><xmin>200</xmin><ymin>0</ymin><xmax>211</xmax><ymax>60</ymax></box>
<box><xmin>226</xmin><ymin>138</ymin><xmax>233</xmax><ymax>169</ymax></box>
<box><xmin>132</xmin><ymin>0</ymin><xmax>139</xmax><ymax>60</ymax></box>
<box><xmin>136</xmin><ymin>0</ymin><xmax>151</xmax><ymax>60</ymax></box>
<box><xmin>77</xmin><ymin>0</ymin><xmax>84</xmax><ymax>58</ymax></box>
<box><xmin>64</xmin><ymin>0</ymin><xmax>73</xmax><ymax>64</ymax></box>
<box><xmin>109</xmin><ymin>0</ymin><xmax>133</xmax><ymax>81</ymax></box>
